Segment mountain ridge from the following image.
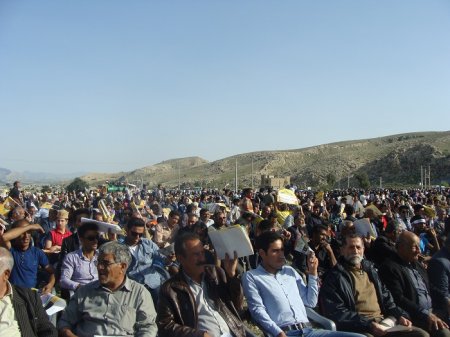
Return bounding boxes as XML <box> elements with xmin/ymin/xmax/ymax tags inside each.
<box><xmin>81</xmin><ymin>131</ymin><xmax>450</xmax><ymax>189</ymax></box>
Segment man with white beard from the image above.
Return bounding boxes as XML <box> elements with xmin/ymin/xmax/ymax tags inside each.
<box><xmin>319</xmin><ymin>234</ymin><xmax>429</xmax><ymax>337</ymax></box>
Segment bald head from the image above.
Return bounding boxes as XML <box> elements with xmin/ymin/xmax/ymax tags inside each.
<box><xmin>396</xmin><ymin>231</ymin><xmax>421</xmax><ymax>263</ymax></box>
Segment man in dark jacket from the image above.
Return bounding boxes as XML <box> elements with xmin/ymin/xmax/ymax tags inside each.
<box><xmin>379</xmin><ymin>231</ymin><xmax>450</xmax><ymax>337</ymax></box>
<box><xmin>0</xmin><ymin>247</ymin><xmax>57</xmax><ymax>336</ymax></box>
<box><xmin>320</xmin><ymin>233</ymin><xmax>428</xmax><ymax>337</ymax></box>
<box><xmin>428</xmin><ymin>236</ymin><xmax>450</xmax><ymax>324</ymax></box>
<box><xmin>157</xmin><ymin>232</ymin><xmax>248</xmax><ymax>337</ymax></box>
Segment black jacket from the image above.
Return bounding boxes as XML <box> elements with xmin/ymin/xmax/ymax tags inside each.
<box><xmin>12</xmin><ymin>285</ymin><xmax>58</xmax><ymax>337</ymax></box>
<box><xmin>319</xmin><ymin>258</ymin><xmax>407</xmax><ymax>333</ymax></box>
<box><xmin>157</xmin><ymin>266</ymin><xmax>245</xmax><ymax>337</ymax></box>
<box><xmin>428</xmin><ymin>247</ymin><xmax>450</xmax><ymax>320</ymax></box>
<box><xmin>378</xmin><ymin>253</ymin><xmax>432</xmax><ymax>322</ymax></box>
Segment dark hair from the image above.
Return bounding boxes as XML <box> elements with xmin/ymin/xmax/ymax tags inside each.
<box><xmin>344</xmin><ymin>204</ymin><xmax>355</xmax><ymax>215</ymax></box>
<box><xmin>199</xmin><ymin>208</ymin><xmax>209</xmax><ymax>216</ymax></box>
<box><xmin>78</xmin><ymin>222</ymin><xmax>99</xmax><ymax>238</ymax></box>
<box><xmin>340</xmin><ymin>233</ymin><xmax>363</xmax><ymax>247</ymax></box>
<box><xmin>169</xmin><ymin>210</ymin><xmax>181</xmax><ymax>218</ymax></box>
<box><xmin>127</xmin><ymin>217</ymin><xmax>145</xmax><ymax>229</ymax></box>
<box><xmin>73</xmin><ymin>208</ymin><xmax>90</xmax><ymax>219</ymax></box>
<box><xmin>312</xmin><ymin>225</ymin><xmax>329</xmax><ymax>235</ymax></box>
<box><xmin>255</xmin><ymin>231</ymin><xmax>283</xmax><ymax>253</ymax></box>
<box><xmin>174</xmin><ymin>232</ymin><xmax>200</xmax><ymax>257</ymax></box>
<box><xmin>242</xmin><ymin>188</ymin><xmax>252</xmax><ymax>196</ymax></box>
<box><xmin>257</xmin><ymin>219</ymin><xmax>274</xmax><ymax>234</ymax></box>
<box><xmin>11</xmin><ymin>219</ymin><xmax>30</xmax><ymax>229</ymax></box>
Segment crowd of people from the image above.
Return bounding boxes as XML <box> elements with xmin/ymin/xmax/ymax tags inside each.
<box><xmin>0</xmin><ymin>179</ymin><xmax>450</xmax><ymax>337</ymax></box>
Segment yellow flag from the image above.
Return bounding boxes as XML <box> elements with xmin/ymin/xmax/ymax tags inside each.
<box><xmin>0</xmin><ymin>197</ymin><xmax>16</xmax><ymax>216</ymax></box>
<box><xmin>40</xmin><ymin>202</ymin><xmax>53</xmax><ymax>209</ymax></box>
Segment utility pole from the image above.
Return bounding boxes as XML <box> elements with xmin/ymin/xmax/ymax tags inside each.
<box><xmin>379</xmin><ymin>177</ymin><xmax>382</xmax><ymax>189</ymax></box>
<box><xmin>347</xmin><ymin>175</ymin><xmax>350</xmax><ymax>189</ymax></box>
<box><xmin>178</xmin><ymin>165</ymin><xmax>181</xmax><ymax>191</ymax></box>
<box><xmin>421</xmin><ymin>166</ymin><xmax>423</xmax><ymax>189</ymax></box>
<box><xmin>235</xmin><ymin>158</ymin><xmax>238</xmax><ymax>193</ymax></box>
<box><xmin>251</xmin><ymin>157</ymin><xmax>254</xmax><ymax>191</ymax></box>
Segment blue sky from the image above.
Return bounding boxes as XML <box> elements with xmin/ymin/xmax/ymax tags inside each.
<box><xmin>1</xmin><ymin>1</ymin><xmax>449</xmax><ymax>174</ymax></box>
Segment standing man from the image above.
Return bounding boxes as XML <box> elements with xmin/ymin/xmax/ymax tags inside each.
<box><xmin>243</xmin><ymin>231</ymin><xmax>365</xmax><ymax>337</ymax></box>
<box><xmin>58</xmin><ymin>241</ymin><xmax>157</xmax><ymax>337</ymax></box>
<box><xmin>240</xmin><ymin>188</ymin><xmax>254</xmax><ymax>214</ymax></box>
<box><xmin>157</xmin><ymin>232</ymin><xmax>247</xmax><ymax>337</ymax></box>
<box><xmin>8</xmin><ymin>181</ymin><xmax>22</xmax><ymax>204</ymax></box>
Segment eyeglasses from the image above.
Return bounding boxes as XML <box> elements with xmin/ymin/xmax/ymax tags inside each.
<box><xmin>95</xmin><ymin>260</ymin><xmax>120</xmax><ymax>268</ymax></box>
<box><xmin>84</xmin><ymin>235</ymin><xmax>100</xmax><ymax>242</ymax></box>
<box><xmin>130</xmin><ymin>231</ymin><xmax>144</xmax><ymax>238</ymax></box>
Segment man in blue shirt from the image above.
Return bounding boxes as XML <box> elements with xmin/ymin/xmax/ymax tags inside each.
<box><xmin>242</xmin><ymin>231</ymin><xmax>365</xmax><ymax>337</ymax></box>
<box><xmin>0</xmin><ymin>219</ymin><xmax>55</xmax><ymax>293</ymax></box>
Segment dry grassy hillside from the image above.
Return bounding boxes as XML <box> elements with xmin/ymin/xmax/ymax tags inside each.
<box><xmin>81</xmin><ymin>131</ymin><xmax>450</xmax><ymax>189</ymax></box>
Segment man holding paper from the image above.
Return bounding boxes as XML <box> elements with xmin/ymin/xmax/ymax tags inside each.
<box><xmin>157</xmin><ymin>232</ymin><xmax>250</xmax><ymax>337</ymax></box>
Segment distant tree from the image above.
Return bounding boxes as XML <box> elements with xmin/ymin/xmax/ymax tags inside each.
<box><xmin>41</xmin><ymin>185</ymin><xmax>52</xmax><ymax>193</ymax></box>
<box><xmin>355</xmin><ymin>172</ymin><xmax>370</xmax><ymax>189</ymax></box>
<box><xmin>66</xmin><ymin>177</ymin><xmax>89</xmax><ymax>192</ymax></box>
<box><xmin>326</xmin><ymin>173</ymin><xmax>337</xmax><ymax>189</ymax></box>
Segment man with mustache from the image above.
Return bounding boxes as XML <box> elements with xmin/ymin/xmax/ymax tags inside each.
<box><xmin>320</xmin><ymin>233</ymin><xmax>428</xmax><ymax>337</ymax></box>
<box><xmin>58</xmin><ymin>241</ymin><xmax>157</xmax><ymax>337</ymax></box>
<box><xmin>157</xmin><ymin>232</ymin><xmax>248</xmax><ymax>337</ymax></box>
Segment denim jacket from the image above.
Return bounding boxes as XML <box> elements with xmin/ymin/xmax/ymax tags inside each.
<box><xmin>122</xmin><ymin>238</ymin><xmax>168</xmax><ymax>289</ymax></box>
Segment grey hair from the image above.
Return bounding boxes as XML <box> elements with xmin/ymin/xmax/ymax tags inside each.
<box><xmin>99</xmin><ymin>241</ymin><xmax>132</xmax><ymax>267</ymax></box>
<box><xmin>0</xmin><ymin>247</ymin><xmax>14</xmax><ymax>274</ymax></box>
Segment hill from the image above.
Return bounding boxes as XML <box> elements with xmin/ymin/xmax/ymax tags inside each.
<box><xmin>81</xmin><ymin>131</ymin><xmax>450</xmax><ymax>189</ymax></box>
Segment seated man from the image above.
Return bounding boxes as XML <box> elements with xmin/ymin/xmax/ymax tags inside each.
<box><xmin>308</xmin><ymin>225</ymin><xmax>337</xmax><ymax>279</ymax></box>
<box><xmin>428</xmin><ymin>236</ymin><xmax>450</xmax><ymax>324</ymax></box>
<box><xmin>120</xmin><ymin>217</ymin><xmax>168</xmax><ymax>303</ymax></box>
<box><xmin>0</xmin><ymin>219</ymin><xmax>55</xmax><ymax>293</ymax></box>
<box><xmin>379</xmin><ymin>231</ymin><xmax>450</xmax><ymax>337</ymax></box>
<box><xmin>44</xmin><ymin>210</ymin><xmax>72</xmax><ymax>253</ymax></box>
<box><xmin>157</xmin><ymin>232</ymin><xmax>248</xmax><ymax>337</ymax></box>
<box><xmin>0</xmin><ymin>247</ymin><xmax>57</xmax><ymax>337</ymax></box>
<box><xmin>60</xmin><ymin>221</ymin><xmax>99</xmax><ymax>296</ymax></box>
<box><xmin>320</xmin><ymin>233</ymin><xmax>428</xmax><ymax>337</ymax></box>
<box><xmin>58</xmin><ymin>241</ymin><xmax>157</xmax><ymax>337</ymax></box>
<box><xmin>243</xmin><ymin>231</ymin><xmax>365</xmax><ymax>337</ymax></box>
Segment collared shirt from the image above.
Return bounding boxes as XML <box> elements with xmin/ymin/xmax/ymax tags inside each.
<box><xmin>0</xmin><ymin>281</ymin><xmax>20</xmax><ymax>337</ymax></box>
<box><xmin>57</xmin><ymin>277</ymin><xmax>157</xmax><ymax>337</ymax></box>
<box><xmin>60</xmin><ymin>248</ymin><xmax>99</xmax><ymax>291</ymax></box>
<box><xmin>242</xmin><ymin>264</ymin><xmax>318</xmax><ymax>337</ymax></box>
<box><xmin>10</xmin><ymin>246</ymin><xmax>49</xmax><ymax>288</ymax></box>
<box><xmin>49</xmin><ymin>228</ymin><xmax>72</xmax><ymax>247</ymax></box>
<box><xmin>406</xmin><ymin>265</ymin><xmax>433</xmax><ymax>315</ymax></box>
<box><xmin>184</xmin><ymin>273</ymin><xmax>231</xmax><ymax>337</ymax></box>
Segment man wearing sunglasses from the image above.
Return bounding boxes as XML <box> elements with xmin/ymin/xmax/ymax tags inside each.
<box><xmin>121</xmin><ymin>217</ymin><xmax>168</xmax><ymax>303</ymax></box>
<box><xmin>58</xmin><ymin>241</ymin><xmax>157</xmax><ymax>337</ymax></box>
<box><xmin>60</xmin><ymin>222</ymin><xmax>100</xmax><ymax>297</ymax></box>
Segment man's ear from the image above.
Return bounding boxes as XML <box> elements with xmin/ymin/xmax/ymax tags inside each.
<box><xmin>258</xmin><ymin>248</ymin><xmax>266</xmax><ymax>258</ymax></box>
<box><xmin>1</xmin><ymin>269</ymin><xmax>11</xmax><ymax>282</ymax></box>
